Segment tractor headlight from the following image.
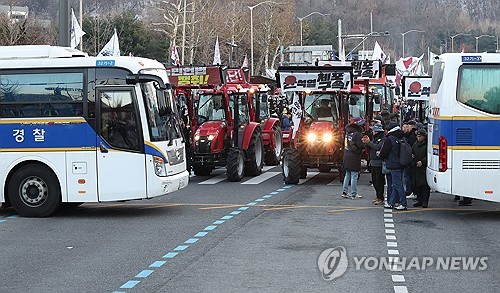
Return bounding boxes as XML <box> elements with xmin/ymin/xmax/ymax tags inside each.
<box><xmin>307</xmin><ymin>133</ymin><xmax>317</xmax><ymax>142</ymax></box>
<box><xmin>194</xmin><ymin>135</ymin><xmax>200</xmax><ymax>141</ymax></box>
<box><xmin>208</xmin><ymin>134</ymin><xmax>215</xmax><ymax>141</ymax></box>
<box><xmin>322</xmin><ymin>133</ymin><xmax>333</xmax><ymax>143</ymax></box>
<box><xmin>153</xmin><ymin>156</ymin><xmax>167</xmax><ymax>177</ymax></box>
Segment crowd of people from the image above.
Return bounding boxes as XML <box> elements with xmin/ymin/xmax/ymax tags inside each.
<box><xmin>341</xmin><ymin>114</ymin><xmax>444</xmax><ymax>211</ymax></box>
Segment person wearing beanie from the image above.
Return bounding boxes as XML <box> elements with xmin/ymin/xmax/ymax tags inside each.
<box><xmin>412</xmin><ymin>129</ymin><xmax>431</xmax><ymax>207</ymax></box>
<box><xmin>362</xmin><ymin>123</ymin><xmax>387</xmax><ymax>205</ymax></box>
<box><xmin>377</xmin><ymin>122</ymin><xmax>408</xmax><ymax>210</ymax></box>
<box><xmin>341</xmin><ymin>117</ymin><xmax>365</xmax><ymax>199</ymax></box>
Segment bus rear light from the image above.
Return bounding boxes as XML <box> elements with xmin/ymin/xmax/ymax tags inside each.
<box><xmin>438</xmin><ymin>136</ymin><xmax>447</xmax><ymax>172</ymax></box>
<box><xmin>485</xmin><ymin>190</ymin><xmax>493</xmax><ymax>194</ymax></box>
<box><xmin>78</xmin><ymin>179</ymin><xmax>86</xmax><ymax>184</ymax></box>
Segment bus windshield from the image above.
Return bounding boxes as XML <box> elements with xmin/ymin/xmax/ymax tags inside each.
<box><xmin>458</xmin><ymin>65</ymin><xmax>500</xmax><ymax>115</ymax></box>
<box><xmin>304</xmin><ymin>93</ymin><xmax>339</xmax><ymax>122</ymax></box>
<box><xmin>141</xmin><ymin>81</ymin><xmax>177</xmax><ymax>142</ymax></box>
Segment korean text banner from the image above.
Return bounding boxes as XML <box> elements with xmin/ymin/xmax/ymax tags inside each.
<box><xmin>277</xmin><ymin>67</ymin><xmax>353</xmax><ymax>92</ymax></box>
<box><xmin>403</xmin><ymin>76</ymin><xmax>432</xmax><ymax>100</ymax></box>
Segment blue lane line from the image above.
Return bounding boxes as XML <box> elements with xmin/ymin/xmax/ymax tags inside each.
<box><xmin>163</xmin><ymin>252</ymin><xmax>178</xmax><ymax>258</ymax></box>
<box><xmin>135</xmin><ymin>270</ymin><xmax>154</xmax><ymax>278</ymax></box>
<box><xmin>185</xmin><ymin>238</ymin><xmax>199</xmax><ymax>244</ymax></box>
<box><xmin>173</xmin><ymin>245</ymin><xmax>189</xmax><ymax>251</ymax></box>
<box><xmin>114</xmin><ymin>185</ymin><xmax>295</xmax><ymax>292</ymax></box>
<box><xmin>0</xmin><ymin>220</ymin><xmax>6</xmax><ymax>223</ymax></box>
<box><xmin>149</xmin><ymin>261</ymin><xmax>166</xmax><ymax>268</ymax></box>
<box><xmin>7</xmin><ymin>215</ymin><xmax>18</xmax><ymax>219</ymax></box>
<box><xmin>120</xmin><ymin>280</ymin><xmax>140</xmax><ymax>289</ymax></box>
<box><xmin>195</xmin><ymin>232</ymin><xmax>208</xmax><ymax>237</ymax></box>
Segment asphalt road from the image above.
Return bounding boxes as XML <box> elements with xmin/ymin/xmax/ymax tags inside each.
<box><xmin>1</xmin><ymin>166</ymin><xmax>499</xmax><ymax>293</ymax></box>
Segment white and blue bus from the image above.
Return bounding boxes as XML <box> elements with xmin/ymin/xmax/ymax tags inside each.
<box><xmin>427</xmin><ymin>53</ymin><xmax>500</xmax><ymax>202</ymax></box>
<box><xmin>0</xmin><ymin>45</ymin><xmax>189</xmax><ymax>217</ymax></box>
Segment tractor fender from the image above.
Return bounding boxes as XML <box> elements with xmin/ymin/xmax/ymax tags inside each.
<box><xmin>261</xmin><ymin>118</ymin><xmax>280</xmax><ymax>146</ymax></box>
<box><xmin>240</xmin><ymin>122</ymin><xmax>261</xmax><ymax>150</ymax></box>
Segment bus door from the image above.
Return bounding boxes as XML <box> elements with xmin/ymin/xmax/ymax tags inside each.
<box><xmin>96</xmin><ymin>87</ymin><xmax>147</xmax><ymax>201</ymax></box>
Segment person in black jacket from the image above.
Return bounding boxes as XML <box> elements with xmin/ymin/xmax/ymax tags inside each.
<box><xmin>362</xmin><ymin>123</ymin><xmax>386</xmax><ymax>205</ymax></box>
<box><xmin>403</xmin><ymin>121</ymin><xmax>418</xmax><ymax>200</ymax></box>
<box><xmin>377</xmin><ymin>122</ymin><xmax>408</xmax><ymax>210</ymax></box>
<box><xmin>341</xmin><ymin>117</ymin><xmax>365</xmax><ymax>199</ymax></box>
<box><xmin>412</xmin><ymin>129</ymin><xmax>430</xmax><ymax>207</ymax></box>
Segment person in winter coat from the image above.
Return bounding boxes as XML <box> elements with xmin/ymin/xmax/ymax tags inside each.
<box><xmin>377</xmin><ymin>122</ymin><xmax>408</xmax><ymax>210</ymax></box>
<box><xmin>411</xmin><ymin>129</ymin><xmax>430</xmax><ymax>207</ymax></box>
<box><xmin>342</xmin><ymin>117</ymin><xmax>365</xmax><ymax>199</ymax></box>
<box><xmin>362</xmin><ymin>123</ymin><xmax>386</xmax><ymax>205</ymax></box>
<box><xmin>403</xmin><ymin>121</ymin><xmax>418</xmax><ymax>200</ymax></box>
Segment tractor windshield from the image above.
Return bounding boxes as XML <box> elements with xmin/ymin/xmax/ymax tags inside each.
<box><xmin>304</xmin><ymin>93</ymin><xmax>340</xmax><ymax>122</ymax></box>
<box><xmin>196</xmin><ymin>93</ymin><xmax>226</xmax><ymax>124</ymax></box>
<box><xmin>229</xmin><ymin>93</ymin><xmax>250</xmax><ymax>125</ymax></box>
<box><xmin>349</xmin><ymin>93</ymin><xmax>366</xmax><ymax>119</ymax></box>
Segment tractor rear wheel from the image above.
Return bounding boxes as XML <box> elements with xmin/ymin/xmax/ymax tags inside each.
<box><xmin>264</xmin><ymin>125</ymin><xmax>283</xmax><ymax>166</ymax></box>
<box><xmin>226</xmin><ymin>148</ymin><xmax>245</xmax><ymax>181</ymax></box>
<box><xmin>282</xmin><ymin>148</ymin><xmax>300</xmax><ymax>184</ymax></box>
<box><xmin>244</xmin><ymin>130</ymin><xmax>264</xmax><ymax>176</ymax></box>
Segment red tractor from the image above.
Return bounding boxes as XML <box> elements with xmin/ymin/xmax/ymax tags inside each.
<box><xmin>166</xmin><ymin>65</ymin><xmax>264</xmax><ymax>181</ymax></box>
<box><xmin>277</xmin><ymin>65</ymin><xmax>353</xmax><ymax>184</ymax></box>
<box><xmin>247</xmin><ymin>83</ymin><xmax>283</xmax><ymax>165</ymax></box>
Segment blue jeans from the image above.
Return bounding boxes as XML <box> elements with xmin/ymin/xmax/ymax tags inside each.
<box><xmin>389</xmin><ymin>168</ymin><xmax>407</xmax><ymax>207</ymax></box>
<box><xmin>386</xmin><ymin>173</ymin><xmax>392</xmax><ymax>202</ymax></box>
<box><xmin>403</xmin><ymin>166</ymin><xmax>412</xmax><ymax>196</ymax></box>
<box><xmin>343</xmin><ymin>170</ymin><xmax>359</xmax><ymax>196</ymax></box>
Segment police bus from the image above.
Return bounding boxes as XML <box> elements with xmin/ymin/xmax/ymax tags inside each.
<box><xmin>427</xmin><ymin>53</ymin><xmax>500</xmax><ymax>202</ymax></box>
<box><xmin>0</xmin><ymin>45</ymin><xmax>189</xmax><ymax>217</ymax></box>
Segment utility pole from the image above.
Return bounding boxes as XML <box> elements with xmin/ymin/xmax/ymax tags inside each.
<box><xmin>58</xmin><ymin>0</ymin><xmax>70</xmax><ymax>47</ymax></box>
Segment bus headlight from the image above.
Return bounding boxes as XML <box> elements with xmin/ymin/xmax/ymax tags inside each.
<box><xmin>153</xmin><ymin>156</ymin><xmax>167</xmax><ymax>177</ymax></box>
<box><xmin>322</xmin><ymin>133</ymin><xmax>333</xmax><ymax>143</ymax></box>
<box><xmin>307</xmin><ymin>133</ymin><xmax>317</xmax><ymax>142</ymax></box>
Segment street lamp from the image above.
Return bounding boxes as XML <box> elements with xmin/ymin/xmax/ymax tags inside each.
<box><xmin>401</xmin><ymin>29</ymin><xmax>424</xmax><ymax>58</ymax></box>
<box><xmin>475</xmin><ymin>34</ymin><xmax>496</xmax><ymax>52</ymax></box>
<box><xmin>249</xmin><ymin>1</ymin><xmax>281</xmax><ymax>76</ymax></box>
<box><xmin>297</xmin><ymin>12</ymin><xmax>330</xmax><ymax>46</ymax></box>
<box><xmin>450</xmin><ymin>33</ymin><xmax>471</xmax><ymax>53</ymax></box>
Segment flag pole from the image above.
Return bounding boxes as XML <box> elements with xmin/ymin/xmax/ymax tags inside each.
<box><xmin>79</xmin><ymin>0</ymin><xmax>83</xmax><ymax>51</ymax></box>
<box><xmin>427</xmin><ymin>46</ymin><xmax>430</xmax><ymax>74</ymax></box>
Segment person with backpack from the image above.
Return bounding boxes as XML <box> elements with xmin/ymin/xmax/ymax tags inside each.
<box><xmin>341</xmin><ymin>117</ymin><xmax>365</xmax><ymax>199</ymax></box>
<box><xmin>412</xmin><ymin>129</ymin><xmax>431</xmax><ymax>207</ymax></box>
<box><xmin>377</xmin><ymin>122</ymin><xmax>409</xmax><ymax>210</ymax></box>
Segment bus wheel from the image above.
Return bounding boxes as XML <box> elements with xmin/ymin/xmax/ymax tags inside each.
<box><xmin>227</xmin><ymin>148</ymin><xmax>244</xmax><ymax>181</ymax></box>
<box><xmin>8</xmin><ymin>164</ymin><xmax>61</xmax><ymax>217</ymax></box>
<box><xmin>282</xmin><ymin>148</ymin><xmax>300</xmax><ymax>184</ymax></box>
<box><xmin>244</xmin><ymin>131</ymin><xmax>264</xmax><ymax>176</ymax></box>
<box><xmin>192</xmin><ymin>163</ymin><xmax>212</xmax><ymax>176</ymax></box>
<box><xmin>264</xmin><ymin>126</ymin><xmax>283</xmax><ymax>166</ymax></box>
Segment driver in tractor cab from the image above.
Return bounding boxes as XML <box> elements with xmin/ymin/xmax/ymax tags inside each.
<box><xmin>316</xmin><ymin>99</ymin><xmax>332</xmax><ymax>118</ymax></box>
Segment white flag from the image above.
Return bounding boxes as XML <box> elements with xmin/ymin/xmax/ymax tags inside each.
<box><xmin>371</xmin><ymin>41</ymin><xmax>386</xmax><ymax>62</ymax></box>
<box><xmin>290</xmin><ymin>92</ymin><xmax>302</xmax><ymax>139</ymax></box>
<box><xmin>70</xmin><ymin>8</ymin><xmax>85</xmax><ymax>49</ymax></box>
<box><xmin>170</xmin><ymin>41</ymin><xmax>180</xmax><ymax>65</ymax></box>
<box><xmin>98</xmin><ymin>28</ymin><xmax>120</xmax><ymax>56</ymax></box>
<box><xmin>241</xmin><ymin>55</ymin><xmax>248</xmax><ymax>69</ymax></box>
<box><xmin>429</xmin><ymin>51</ymin><xmax>439</xmax><ymax>66</ymax></box>
<box><xmin>213</xmin><ymin>36</ymin><xmax>221</xmax><ymax>65</ymax></box>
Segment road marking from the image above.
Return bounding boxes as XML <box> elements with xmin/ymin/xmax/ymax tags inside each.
<box><xmin>384</xmin><ymin>213</ymin><xmax>393</xmax><ymax>218</ymax></box>
<box><xmin>230</xmin><ymin>211</ymin><xmax>241</xmax><ymax>215</ymax></box>
<box><xmin>163</xmin><ymin>252</ymin><xmax>178</xmax><ymax>258</ymax></box>
<box><xmin>204</xmin><ymin>225</ymin><xmax>217</xmax><ymax>230</ymax></box>
<box><xmin>384</xmin><ymin>218</ymin><xmax>394</xmax><ymax>222</ymax></box>
<box><xmin>221</xmin><ymin>215</ymin><xmax>233</xmax><ymax>220</ymax></box>
<box><xmin>119</xmin><ymin>280</ymin><xmax>140</xmax><ymax>289</ymax></box>
<box><xmin>386</xmin><ymin>235</ymin><xmax>397</xmax><ymax>240</ymax></box>
<box><xmin>241</xmin><ymin>172</ymin><xmax>281</xmax><ymax>184</ymax></box>
<box><xmin>384</xmin><ymin>209</ymin><xmax>393</xmax><ymax>213</ymax></box>
<box><xmin>213</xmin><ymin>220</ymin><xmax>225</xmax><ymax>225</ymax></box>
<box><xmin>195</xmin><ymin>232</ymin><xmax>208</xmax><ymax>237</ymax></box>
<box><xmin>388</xmin><ymin>249</ymin><xmax>399</xmax><ymax>255</ymax></box>
<box><xmin>149</xmin><ymin>261</ymin><xmax>166</xmax><ymax>268</ymax></box>
<box><xmin>387</xmin><ymin>242</ymin><xmax>398</xmax><ymax>247</ymax></box>
<box><xmin>392</xmin><ymin>275</ymin><xmax>405</xmax><ymax>282</ymax></box>
<box><xmin>298</xmin><ymin>171</ymin><xmax>320</xmax><ymax>184</ymax></box>
<box><xmin>238</xmin><ymin>206</ymin><xmax>250</xmax><ymax>211</ymax></box>
<box><xmin>385</xmin><ymin>223</ymin><xmax>395</xmax><ymax>228</ymax></box>
<box><xmin>394</xmin><ymin>286</ymin><xmax>408</xmax><ymax>293</ymax></box>
<box><xmin>198</xmin><ymin>174</ymin><xmax>227</xmax><ymax>185</ymax></box>
<box><xmin>135</xmin><ymin>270</ymin><xmax>154</xmax><ymax>278</ymax></box>
<box><xmin>185</xmin><ymin>238</ymin><xmax>199</xmax><ymax>244</ymax></box>
<box><xmin>385</xmin><ymin>229</ymin><xmax>395</xmax><ymax>234</ymax></box>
